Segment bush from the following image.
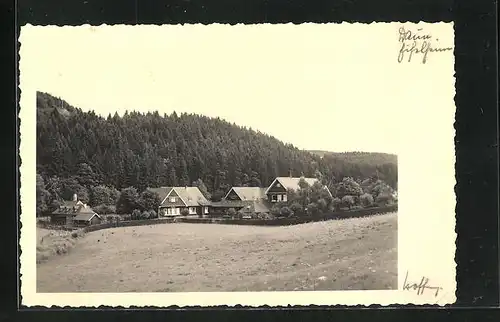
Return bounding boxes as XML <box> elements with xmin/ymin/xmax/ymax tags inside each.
<box><xmin>360</xmin><ymin>193</ymin><xmax>375</xmax><ymax>208</ymax></box>
<box><xmin>280</xmin><ymin>206</ymin><xmax>292</xmax><ymax>217</ymax></box>
<box><xmin>94</xmin><ymin>204</ymin><xmax>117</xmax><ymax>215</ymax></box>
<box><xmin>149</xmin><ymin>209</ymin><xmax>157</xmax><ymax>219</ymax></box>
<box><xmin>180</xmin><ymin>208</ymin><xmax>190</xmax><ymax>216</ymax></box>
<box><xmin>258</xmin><ymin>213</ymin><xmax>275</xmax><ymax>220</ymax></box>
<box><xmin>141</xmin><ymin>210</ymin><xmax>150</xmax><ymax>219</ymax></box>
<box><xmin>270</xmin><ymin>205</ymin><xmax>281</xmax><ymax>216</ymax></box>
<box><xmin>306</xmin><ymin>202</ymin><xmax>319</xmax><ymax>216</ymax></box>
<box><xmin>317</xmin><ymin>198</ymin><xmax>328</xmax><ymax>211</ymax></box>
<box><xmin>376</xmin><ymin>192</ymin><xmax>393</xmax><ymax>206</ymax></box>
<box><xmin>131</xmin><ymin>209</ymin><xmax>142</xmax><ymax>220</ymax></box>
<box><xmin>341</xmin><ymin>195</ymin><xmax>355</xmax><ymax>209</ymax></box>
<box><xmin>331</xmin><ymin>197</ymin><xmax>342</xmax><ymax>211</ymax></box>
<box><xmin>289</xmin><ymin>202</ymin><xmax>303</xmax><ymax>215</ymax></box>
<box><xmin>105</xmin><ymin>215</ymin><xmax>115</xmax><ymax>223</ymax></box>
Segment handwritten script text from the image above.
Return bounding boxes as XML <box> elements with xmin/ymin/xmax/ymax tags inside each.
<box><xmin>403</xmin><ymin>271</ymin><xmax>443</xmax><ymax>297</ymax></box>
<box><xmin>398</xmin><ymin>27</ymin><xmax>453</xmax><ymax>64</ymax></box>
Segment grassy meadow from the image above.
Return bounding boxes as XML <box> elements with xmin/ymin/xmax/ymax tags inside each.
<box><xmin>37</xmin><ymin>213</ymin><xmax>397</xmax><ymax>292</ymax></box>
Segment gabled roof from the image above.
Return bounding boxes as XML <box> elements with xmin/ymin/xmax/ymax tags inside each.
<box><xmin>74</xmin><ymin>212</ymin><xmax>101</xmax><ymax>221</ymax></box>
<box><xmin>150</xmin><ymin>186</ymin><xmax>210</xmax><ymax>207</ymax></box>
<box><xmin>175</xmin><ymin>187</ymin><xmax>210</xmax><ymax>207</ymax></box>
<box><xmin>78</xmin><ymin>205</ymin><xmax>97</xmax><ymax>214</ymax></box>
<box><xmin>148</xmin><ymin>187</ymin><xmax>172</xmax><ymax>203</ymax></box>
<box><xmin>224</xmin><ymin>187</ymin><xmax>267</xmax><ymax>201</ymax></box>
<box><xmin>265</xmin><ymin>177</ymin><xmax>320</xmax><ymax>194</ymax></box>
<box><xmin>52</xmin><ymin>204</ymin><xmax>84</xmax><ymax>215</ymax></box>
<box><xmin>51</xmin><ymin>202</ymin><xmax>97</xmax><ymax>216</ymax></box>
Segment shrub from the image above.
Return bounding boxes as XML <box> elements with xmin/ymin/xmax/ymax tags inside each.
<box><xmin>149</xmin><ymin>209</ymin><xmax>157</xmax><ymax>219</ymax></box>
<box><xmin>280</xmin><ymin>206</ymin><xmax>292</xmax><ymax>217</ymax></box>
<box><xmin>131</xmin><ymin>209</ymin><xmax>142</xmax><ymax>220</ymax></box>
<box><xmin>306</xmin><ymin>202</ymin><xmax>319</xmax><ymax>216</ymax></box>
<box><xmin>141</xmin><ymin>210</ymin><xmax>151</xmax><ymax>219</ymax></box>
<box><xmin>360</xmin><ymin>193</ymin><xmax>375</xmax><ymax>208</ymax></box>
<box><xmin>270</xmin><ymin>205</ymin><xmax>281</xmax><ymax>216</ymax></box>
<box><xmin>180</xmin><ymin>208</ymin><xmax>190</xmax><ymax>216</ymax></box>
<box><xmin>259</xmin><ymin>213</ymin><xmax>275</xmax><ymax>220</ymax></box>
<box><xmin>226</xmin><ymin>208</ymin><xmax>237</xmax><ymax>218</ymax></box>
<box><xmin>331</xmin><ymin>197</ymin><xmax>342</xmax><ymax>211</ymax></box>
<box><xmin>341</xmin><ymin>195</ymin><xmax>355</xmax><ymax>209</ymax></box>
<box><xmin>289</xmin><ymin>202</ymin><xmax>303</xmax><ymax>215</ymax></box>
<box><xmin>317</xmin><ymin>198</ymin><xmax>328</xmax><ymax>212</ymax></box>
<box><xmin>376</xmin><ymin>192</ymin><xmax>393</xmax><ymax>206</ymax></box>
<box><xmin>94</xmin><ymin>204</ymin><xmax>116</xmax><ymax>215</ymax></box>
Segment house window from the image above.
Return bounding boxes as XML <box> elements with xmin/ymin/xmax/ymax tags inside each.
<box><xmin>271</xmin><ymin>195</ymin><xmax>278</xmax><ymax>202</ymax></box>
<box><xmin>277</xmin><ymin>194</ymin><xmax>282</xmax><ymax>202</ymax></box>
<box><xmin>189</xmin><ymin>207</ymin><xmax>196</xmax><ymax>214</ymax></box>
<box><xmin>170</xmin><ymin>197</ymin><xmax>176</xmax><ymax>203</ymax></box>
<box><xmin>204</xmin><ymin>207</ymin><xmax>209</xmax><ymax>214</ymax></box>
<box><xmin>276</xmin><ymin>183</ymin><xmax>281</xmax><ymax>188</ymax></box>
<box><xmin>282</xmin><ymin>194</ymin><xmax>287</xmax><ymax>202</ymax></box>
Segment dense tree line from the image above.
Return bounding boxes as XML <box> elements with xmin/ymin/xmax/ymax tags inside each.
<box><xmin>36</xmin><ymin>92</ymin><xmax>397</xmax><ymax>215</ymax></box>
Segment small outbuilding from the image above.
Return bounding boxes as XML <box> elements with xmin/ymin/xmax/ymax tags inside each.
<box><xmin>73</xmin><ymin>211</ymin><xmax>102</xmax><ymax>227</ymax></box>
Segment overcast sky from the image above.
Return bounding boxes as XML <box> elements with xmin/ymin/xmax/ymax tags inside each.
<box><xmin>24</xmin><ymin>24</ymin><xmax>410</xmax><ymax>154</ymax></box>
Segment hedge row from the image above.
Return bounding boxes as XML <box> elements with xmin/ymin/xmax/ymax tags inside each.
<box><xmin>176</xmin><ymin>205</ymin><xmax>398</xmax><ymax>227</ymax></box>
<box><xmin>83</xmin><ymin>217</ymin><xmax>175</xmax><ymax>233</ymax></box>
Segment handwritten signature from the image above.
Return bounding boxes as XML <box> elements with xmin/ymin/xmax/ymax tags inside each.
<box><xmin>403</xmin><ymin>271</ymin><xmax>443</xmax><ymax>297</ymax></box>
<box><xmin>397</xmin><ymin>27</ymin><xmax>453</xmax><ymax>64</ymax></box>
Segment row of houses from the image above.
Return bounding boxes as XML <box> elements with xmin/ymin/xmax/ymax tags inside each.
<box><xmin>151</xmin><ymin>176</ymin><xmax>331</xmax><ymax>219</ymax></box>
<box><xmin>48</xmin><ymin>176</ymin><xmax>330</xmax><ymax>226</ymax></box>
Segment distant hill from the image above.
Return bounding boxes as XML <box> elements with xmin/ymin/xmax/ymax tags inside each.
<box><xmin>308</xmin><ymin>150</ymin><xmax>397</xmax><ymax>164</ymax></box>
<box><xmin>36</xmin><ymin>91</ymin><xmax>398</xmax><ymax>200</ymax></box>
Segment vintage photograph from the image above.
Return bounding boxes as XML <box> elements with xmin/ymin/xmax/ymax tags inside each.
<box><xmin>35</xmin><ymin>90</ymin><xmax>398</xmax><ymax>292</ymax></box>
<box><xmin>20</xmin><ymin>23</ymin><xmax>456</xmax><ymax>306</ymax></box>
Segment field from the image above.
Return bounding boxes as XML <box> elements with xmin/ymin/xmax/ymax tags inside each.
<box><xmin>37</xmin><ymin>213</ymin><xmax>397</xmax><ymax>292</ymax></box>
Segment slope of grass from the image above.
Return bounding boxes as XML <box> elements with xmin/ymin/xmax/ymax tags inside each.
<box><xmin>37</xmin><ymin>213</ymin><xmax>397</xmax><ymax>292</ymax></box>
<box><xmin>36</xmin><ymin>228</ymin><xmax>85</xmax><ymax>264</ymax></box>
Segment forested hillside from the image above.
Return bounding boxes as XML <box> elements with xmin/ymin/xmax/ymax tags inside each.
<box><xmin>36</xmin><ymin>91</ymin><xmax>397</xmax><ymax>214</ymax></box>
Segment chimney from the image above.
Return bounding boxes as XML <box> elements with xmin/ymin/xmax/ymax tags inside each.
<box><xmin>72</xmin><ymin>193</ymin><xmax>78</xmax><ymax>201</ymax></box>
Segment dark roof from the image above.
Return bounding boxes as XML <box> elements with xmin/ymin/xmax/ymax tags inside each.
<box><xmin>52</xmin><ymin>204</ymin><xmax>84</xmax><ymax>215</ymax></box>
<box><xmin>73</xmin><ymin>213</ymin><xmax>101</xmax><ymax>221</ymax></box>
<box><xmin>51</xmin><ymin>203</ymin><xmax>98</xmax><ymax>216</ymax></box>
